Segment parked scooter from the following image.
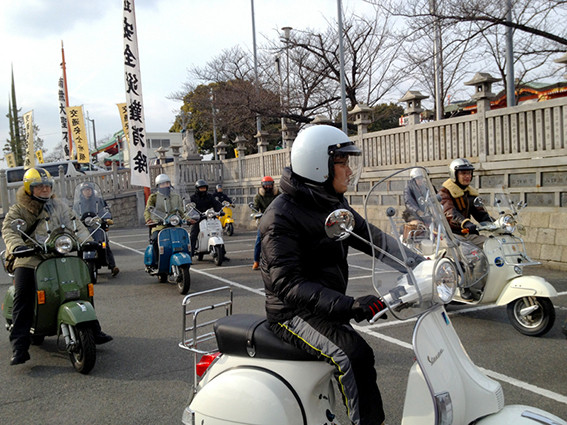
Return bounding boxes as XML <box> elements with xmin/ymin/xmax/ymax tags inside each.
<box><xmin>400</xmin><ymin>169</ymin><xmax>558</xmax><ymax>337</ymax></box>
<box><xmin>178</xmin><ymin>168</ymin><xmax>567</xmax><ymax>425</ymax></box>
<box><xmin>73</xmin><ymin>182</ymin><xmax>114</xmax><ymax>284</ymax></box>
<box><xmin>219</xmin><ymin>201</ymin><xmax>235</xmax><ymax>236</ymax></box>
<box><xmin>185</xmin><ymin>203</ymin><xmax>226</xmax><ymax>266</ymax></box>
<box><xmin>144</xmin><ymin>193</ymin><xmax>192</xmax><ymax>295</ymax></box>
<box><xmin>2</xmin><ymin>217</ymin><xmax>100</xmax><ymax>374</ymax></box>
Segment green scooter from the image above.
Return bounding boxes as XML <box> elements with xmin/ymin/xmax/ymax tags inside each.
<box><xmin>2</xmin><ymin>217</ymin><xmax>99</xmax><ymax>374</ymax></box>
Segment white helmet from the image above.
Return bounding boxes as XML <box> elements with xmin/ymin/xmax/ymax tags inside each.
<box><xmin>449</xmin><ymin>158</ymin><xmax>474</xmax><ymax>182</ymax></box>
<box><xmin>155</xmin><ymin>173</ymin><xmax>171</xmax><ymax>187</ymax></box>
<box><xmin>290</xmin><ymin>125</ymin><xmax>361</xmax><ymax>184</ymax></box>
<box><xmin>410</xmin><ymin>168</ymin><xmax>426</xmax><ymax>179</ymax></box>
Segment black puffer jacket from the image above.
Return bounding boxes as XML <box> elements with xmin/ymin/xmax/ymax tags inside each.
<box><xmin>260</xmin><ymin>167</ymin><xmax>423</xmax><ymax>324</ymax></box>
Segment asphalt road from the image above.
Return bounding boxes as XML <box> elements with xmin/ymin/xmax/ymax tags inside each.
<box><xmin>0</xmin><ymin>226</ymin><xmax>566</xmax><ymax>425</ymax></box>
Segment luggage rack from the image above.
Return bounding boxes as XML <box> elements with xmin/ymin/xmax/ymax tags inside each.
<box><xmin>496</xmin><ymin>235</ymin><xmax>540</xmax><ymax>267</ymax></box>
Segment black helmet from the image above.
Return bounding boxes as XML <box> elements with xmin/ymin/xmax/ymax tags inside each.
<box><xmin>216</xmin><ymin>184</ymin><xmax>222</xmax><ymax>190</ymax></box>
<box><xmin>195</xmin><ymin>179</ymin><xmax>208</xmax><ymax>190</ymax></box>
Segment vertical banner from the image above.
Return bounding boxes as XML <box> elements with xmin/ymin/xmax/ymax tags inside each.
<box><xmin>123</xmin><ymin>0</ymin><xmax>150</xmax><ymax>187</ymax></box>
<box><xmin>6</xmin><ymin>152</ymin><xmax>16</xmax><ymax>168</ymax></box>
<box><xmin>65</xmin><ymin>106</ymin><xmax>90</xmax><ymax>163</ymax></box>
<box><xmin>58</xmin><ymin>77</ymin><xmax>71</xmax><ymax>159</ymax></box>
<box><xmin>36</xmin><ymin>150</ymin><xmax>45</xmax><ymax>164</ymax></box>
<box><xmin>23</xmin><ymin>110</ymin><xmax>36</xmax><ymax>169</ymax></box>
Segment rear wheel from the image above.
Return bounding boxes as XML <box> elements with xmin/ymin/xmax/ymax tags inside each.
<box><xmin>177</xmin><ymin>265</ymin><xmax>191</xmax><ymax>295</ymax></box>
<box><xmin>213</xmin><ymin>245</ymin><xmax>224</xmax><ymax>266</ymax></box>
<box><xmin>226</xmin><ymin>223</ymin><xmax>234</xmax><ymax>236</ymax></box>
<box><xmin>69</xmin><ymin>326</ymin><xmax>96</xmax><ymax>374</ymax></box>
<box><xmin>507</xmin><ymin>296</ymin><xmax>555</xmax><ymax>337</ymax></box>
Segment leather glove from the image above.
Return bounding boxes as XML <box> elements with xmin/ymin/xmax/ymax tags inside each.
<box><xmin>462</xmin><ymin>221</ymin><xmax>478</xmax><ymax>235</ymax></box>
<box><xmin>351</xmin><ymin>295</ymin><xmax>386</xmax><ymax>323</ymax></box>
<box><xmin>82</xmin><ymin>241</ymin><xmax>99</xmax><ymax>251</ymax></box>
<box><xmin>105</xmin><ymin>219</ymin><xmax>114</xmax><ymax>225</ymax></box>
<box><xmin>14</xmin><ymin>245</ymin><xmax>30</xmax><ymax>253</ymax></box>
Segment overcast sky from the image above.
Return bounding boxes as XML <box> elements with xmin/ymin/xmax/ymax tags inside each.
<box><xmin>0</xmin><ymin>0</ymin><xmax>375</xmax><ymax>165</ymax></box>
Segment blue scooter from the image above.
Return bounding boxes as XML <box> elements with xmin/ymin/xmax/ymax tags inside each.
<box><xmin>144</xmin><ymin>207</ymin><xmax>192</xmax><ymax>295</ymax></box>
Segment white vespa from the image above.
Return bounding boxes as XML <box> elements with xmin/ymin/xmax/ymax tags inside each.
<box><xmin>186</xmin><ymin>203</ymin><xmax>226</xmax><ymax>266</ymax></box>
<box><xmin>178</xmin><ymin>169</ymin><xmax>566</xmax><ymax>425</ymax></box>
<box><xmin>400</xmin><ymin>169</ymin><xmax>558</xmax><ymax>336</ymax></box>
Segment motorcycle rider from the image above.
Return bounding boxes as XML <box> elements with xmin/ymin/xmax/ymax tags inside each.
<box><xmin>188</xmin><ymin>180</ymin><xmax>225</xmax><ymax>259</ymax></box>
<box><xmin>144</xmin><ymin>174</ymin><xmax>189</xmax><ymax>268</ymax></box>
<box><xmin>2</xmin><ymin>168</ymin><xmax>113</xmax><ymax>366</ymax></box>
<box><xmin>402</xmin><ymin>167</ymin><xmax>432</xmax><ymax>225</ymax></box>
<box><xmin>259</xmin><ymin>125</ymin><xmax>424</xmax><ymax>425</ymax></box>
<box><xmin>251</xmin><ymin>176</ymin><xmax>278</xmax><ymax>270</ymax></box>
<box><xmin>213</xmin><ymin>184</ymin><xmax>233</xmax><ymax>204</ymax></box>
<box><xmin>73</xmin><ymin>182</ymin><xmax>119</xmax><ymax>276</ymax></box>
<box><xmin>438</xmin><ymin>158</ymin><xmax>492</xmax><ymax>249</ymax></box>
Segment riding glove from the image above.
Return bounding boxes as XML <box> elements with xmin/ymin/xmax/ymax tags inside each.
<box><xmin>352</xmin><ymin>295</ymin><xmax>386</xmax><ymax>322</ymax></box>
<box><xmin>463</xmin><ymin>221</ymin><xmax>478</xmax><ymax>235</ymax></box>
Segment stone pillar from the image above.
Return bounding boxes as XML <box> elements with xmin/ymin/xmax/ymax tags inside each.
<box><xmin>171</xmin><ymin>145</ymin><xmax>181</xmax><ymax>187</ymax></box>
<box><xmin>464</xmin><ymin>72</ymin><xmax>501</xmax><ymax>163</ymax></box>
<box><xmin>348</xmin><ymin>103</ymin><xmax>372</xmax><ymax>137</ymax></box>
<box><xmin>399</xmin><ymin>91</ymin><xmax>428</xmax><ymax>126</ymax></box>
<box><xmin>234</xmin><ymin>135</ymin><xmax>248</xmax><ymax>183</ymax></box>
<box><xmin>0</xmin><ymin>169</ymin><xmax>9</xmax><ymax>214</ymax></box>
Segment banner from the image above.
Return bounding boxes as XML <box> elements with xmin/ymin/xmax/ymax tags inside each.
<box><xmin>6</xmin><ymin>152</ymin><xmax>16</xmax><ymax>168</ymax></box>
<box><xmin>65</xmin><ymin>106</ymin><xmax>90</xmax><ymax>163</ymax></box>
<box><xmin>36</xmin><ymin>150</ymin><xmax>45</xmax><ymax>164</ymax></box>
<box><xmin>117</xmin><ymin>102</ymin><xmax>130</xmax><ymax>142</ymax></box>
<box><xmin>58</xmin><ymin>77</ymin><xmax>71</xmax><ymax>159</ymax></box>
<box><xmin>123</xmin><ymin>0</ymin><xmax>150</xmax><ymax>187</ymax></box>
<box><xmin>23</xmin><ymin>110</ymin><xmax>36</xmax><ymax>169</ymax></box>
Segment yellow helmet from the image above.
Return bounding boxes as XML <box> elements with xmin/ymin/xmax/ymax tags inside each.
<box><xmin>23</xmin><ymin>167</ymin><xmax>54</xmax><ymax>198</ymax></box>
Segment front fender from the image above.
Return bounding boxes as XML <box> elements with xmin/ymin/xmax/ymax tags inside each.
<box><xmin>170</xmin><ymin>252</ymin><xmax>192</xmax><ymax>267</ymax></box>
<box><xmin>208</xmin><ymin>237</ymin><xmax>224</xmax><ymax>248</ymax></box>
<box><xmin>496</xmin><ymin>275</ymin><xmax>558</xmax><ymax>306</ymax></box>
<box><xmin>58</xmin><ymin>301</ymin><xmax>98</xmax><ymax>325</ymax></box>
<box><xmin>476</xmin><ymin>404</ymin><xmax>567</xmax><ymax>425</ymax></box>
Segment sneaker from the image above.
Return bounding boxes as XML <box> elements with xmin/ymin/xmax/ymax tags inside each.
<box><xmin>10</xmin><ymin>350</ymin><xmax>30</xmax><ymax>365</ymax></box>
<box><xmin>111</xmin><ymin>266</ymin><xmax>120</xmax><ymax>277</ymax></box>
<box><xmin>252</xmin><ymin>261</ymin><xmax>259</xmax><ymax>270</ymax></box>
<box><xmin>94</xmin><ymin>331</ymin><xmax>113</xmax><ymax>345</ymax></box>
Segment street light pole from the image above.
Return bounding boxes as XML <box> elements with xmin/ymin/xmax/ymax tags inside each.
<box><xmin>337</xmin><ymin>0</ymin><xmax>348</xmax><ymax>133</ymax></box>
<box><xmin>251</xmin><ymin>0</ymin><xmax>261</xmax><ymax>133</ymax></box>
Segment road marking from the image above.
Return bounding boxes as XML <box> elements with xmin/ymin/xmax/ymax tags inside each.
<box><xmin>112</xmin><ymin>238</ymin><xmax>567</xmax><ymax>405</ymax></box>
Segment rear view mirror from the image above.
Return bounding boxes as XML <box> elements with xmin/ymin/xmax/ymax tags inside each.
<box><xmin>324</xmin><ymin>209</ymin><xmax>354</xmax><ymax>241</ymax></box>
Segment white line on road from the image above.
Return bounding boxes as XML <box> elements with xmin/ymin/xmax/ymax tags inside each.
<box><xmin>111</xmin><ymin>239</ymin><xmax>567</xmax><ymax>405</ymax></box>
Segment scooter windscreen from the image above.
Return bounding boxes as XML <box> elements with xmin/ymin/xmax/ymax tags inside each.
<box><xmin>150</xmin><ymin>189</ymin><xmax>186</xmax><ymax>223</ymax></box>
<box><xmin>73</xmin><ymin>182</ymin><xmax>109</xmax><ymax>219</ymax></box>
<box><xmin>362</xmin><ymin>167</ymin><xmax>471</xmax><ymax>320</ymax></box>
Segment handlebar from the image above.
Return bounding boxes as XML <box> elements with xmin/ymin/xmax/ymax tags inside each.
<box><xmin>11</xmin><ymin>246</ymin><xmax>39</xmax><ymax>258</ymax></box>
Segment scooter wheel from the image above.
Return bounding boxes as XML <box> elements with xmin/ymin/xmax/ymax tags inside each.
<box><xmin>213</xmin><ymin>246</ymin><xmax>224</xmax><ymax>266</ymax></box>
<box><xmin>87</xmin><ymin>262</ymin><xmax>98</xmax><ymax>284</ymax></box>
<box><xmin>177</xmin><ymin>265</ymin><xmax>191</xmax><ymax>295</ymax></box>
<box><xmin>226</xmin><ymin>223</ymin><xmax>234</xmax><ymax>236</ymax></box>
<box><xmin>507</xmin><ymin>296</ymin><xmax>555</xmax><ymax>337</ymax></box>
<box><xmin>69</xmin><ymin>326</ymin><xmax>96</xmax><ymax>374</ymax></box>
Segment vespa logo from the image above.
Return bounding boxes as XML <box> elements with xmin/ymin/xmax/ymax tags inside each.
<box><xmin>427</xmin><ymin>348</ymin><xmax>444</xmax><ymax>365</ymax></box>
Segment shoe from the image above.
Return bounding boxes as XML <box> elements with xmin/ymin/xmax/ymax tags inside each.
<box><xmin>94</xmin><ymin>331</ymin><xmax>113</xmax><ymax>345</ymax></box>
<box><xmin>252</xmin><ymin>261</ymin><xmax>259</xmax><ymax>270</ymax></box>
<box><xmin>10</xmin><ymin>350</ymin><xmax>30</xmax><ymax>366</ymax></box>
<box><xmin>460</xmin><ymin>288</ymin><xmax>473</xmax><ymax>301</ymax></box>
<box><xmin>111</xmin><ymin>266</ymin><xmax>120</xmax><ymax>277</ymax></box>
<box><xmin>224</xmin><ymin>257</ymin><xmax>230</xmax><ymax>262</ymax></box>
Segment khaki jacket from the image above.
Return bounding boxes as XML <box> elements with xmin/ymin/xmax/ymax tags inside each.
<box><xmin>2</xmin><ymin>187</ymin><xmax>92</xmax><ymax>269</ymax></box>
<box><xmin>144</xmin><ymin>192</ymin><xmax>187</xmax><ymax>233</ymax></box>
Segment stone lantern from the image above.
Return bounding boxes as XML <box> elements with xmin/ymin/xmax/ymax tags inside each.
<box><xmin>348</xmin><ymin>103</ymin><xmax>372</xmax><ymax>136</ymax></box>
<box><xmin>216</xmin><ymin>138</ymin><xmax>228</xmax><ymax>161</ymax></box>
<box><xmin>282</xmin><ymin>122</ymin><xmax>297</xmax><ymax>149</ymax></box>
<box><xmin>255</xmin><ymin>130</ymin><xmax>269</xmax><ymax>154</ymax></box>
<box><xmin>311</xmin><ymin>115</ymin><xmax>333</xmax><ymax>125</ymax></box>
<box><xmin>234</xmin><ymin>135</ymin><xmax>248</xmax><ymax>158</ymax></box>
<box><xmin>399</xmin><ymin>91</ymin><xmax>428</xmax><ymax>125</ymax></box>
<box><xmin>464</xmin><ymin>72</ymin><xmax>501</xmax><ymax>113</ymax></box>
<box><xmin>155</xmin><ymin>146</ymin><xmax>168</xmax><ymax>165</ymax></box>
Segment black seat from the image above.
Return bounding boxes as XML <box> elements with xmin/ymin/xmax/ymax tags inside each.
<box><xmin>214</xmin><ymin>314</ymin><xmax>318</xmax><ymax>361</ymax></box>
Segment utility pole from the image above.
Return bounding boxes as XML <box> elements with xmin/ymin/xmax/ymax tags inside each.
<box><xmin>337</xmin><ymin>0</ymin><xmax>348</xmax><ymax>133</ymax></box>
<box><xmin>505</xmin><ymin>0</ymin><xmax>516</xmax><ymax>106</ymax></box>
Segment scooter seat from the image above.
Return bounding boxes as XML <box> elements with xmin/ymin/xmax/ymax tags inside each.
<box><xmin>214</xmin><ymin>314</ymin><xmax>318</xmax><ymax>361</ymax></box>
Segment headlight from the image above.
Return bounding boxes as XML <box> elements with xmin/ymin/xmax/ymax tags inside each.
<box><xmin>206</xmin><ymin>210</ymin><xmax>216</xmax><ymax>219</ymax></box>
<box><xmin>169</xmin><ymin>214</ymin><xmax>181</xmax><ymax>226</ymax></box>
<box><xmin>55</xmin><ymin>235</ymin><xmax>74</xmax><ymax>254</ymax></box>
<box><xmin>84</xmin><ymin>217</ymin><xmax>95</xmax><ymax>227</ymax></box>
<box><xmin>433</xmin><ymin>258</ymin><xmax>457</xmax><ymax>304</ymax></box>
<box><xmin>501</xmin><ymin>214</ymin><xmax>516</xmax><ymax>234</ymax></box>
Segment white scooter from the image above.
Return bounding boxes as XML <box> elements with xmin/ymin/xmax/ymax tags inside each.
<box><xmin>400</xmin><ymin>171</ymin><xmax>558</xmax><ymax>336</ymax></box>
<box><xmin>178</xmin><ymin>169</ymin><xmax>566</xmax><ymax>425</ymax></box>
<box><xmin>186</xmin><ymin>203</ymin><xmax>226</xmax><ymax>266</ymax></box>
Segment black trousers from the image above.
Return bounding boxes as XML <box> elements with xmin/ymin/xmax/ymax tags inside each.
<box><xmin>189</xmin><ymin>224</ymin><xmax>199</xmax><ymax>254</ymax></box>
<box><xmin>10</xmin><ymin>267</ymin><xmax>35</xmax><ymax>353</ymax></box>
<box><xmin>271</xmin><ymin>314</ymin><xmax>385</xmax><ymax>425</ymax></box>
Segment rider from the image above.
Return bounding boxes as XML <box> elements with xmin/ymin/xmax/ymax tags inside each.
<box><xmin>252</xmin><ymin>176</ymin><xmax>278</xmax><ymax>270</ymax></box>
<box><xmin>144</xmin><ymin>174</ymin><xmax>189</xmax><ymax>268</ymax></box>
<box><xmin>213</xmin><ymin>184</ymin><xmax>233</xmax><ymax>204</ymax></box>
<box><xmin>258</xmin><ymin>125</ymin><xmax>424</xmax><ymax>425</ymax></box>
<box><xmin>438</xmin><ymin>158</ymin><xmax>492</xmax><ymax>249</ymax></box>
<box><xmin>74</xmin><ymin>182</ymin><xmax>119</xmax><ymax>276</ymax></box>
<box><xmin>2</xmin><ymin>168</ymin><xmax>113</xmax><ymax>366</ymax></box>
<box><xmin>188</xmin><ymin>180</ymin><xmax>224</xmax><ymax>258</ymax></box>
<box><xmin>402</xmin><ymin>167</ymin><xmax>431</xmax><ymax>224</ymax></box>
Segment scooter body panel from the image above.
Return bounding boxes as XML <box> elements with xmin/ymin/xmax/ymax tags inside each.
<box><xmin>187</xmin><ymin>354</ymin><xmax>337</xmax><ymax>425</ymax></box>
<box><xmin>403</xmin><ymin>305</ymin><xmax>504</xmax><ymax>425</ymax></box>
<box><xmin>156</xmin><ymin>227</ymin><xmax>191</xmax><ymax>274</ymax></box>
<box><xmin>207</xmin><ymin>236</ymin><xmax>223</xmax><ymax>250</ymax></box>
<box><xmin>144</xmin><ymin>245</ymin><xmax>154</xmax><ymax>267</ymax></box>
<box><xmin>476</xmin><ymin>404</ymin><xmax>567</xmax><ymax>425</ymax></box>
<box><xmin>496</xmin><ymin>275</ymin><xmax>558</xmax><ymax>306</ymax></box>
<box><xmin>197</xmin><ymin>217</ymin><xmax>224</xmax><ymax>255</ymax></box>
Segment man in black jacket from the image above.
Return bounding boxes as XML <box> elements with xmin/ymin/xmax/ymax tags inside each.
<box><xmin>259</xmin><ymin>125</ymin><xmax>423</xmax><ymax>425</ymax></box>
<box><xmin>189</xmin><ymin>180</ymin><xmax>224</xmax><ymax>257</ymax></box>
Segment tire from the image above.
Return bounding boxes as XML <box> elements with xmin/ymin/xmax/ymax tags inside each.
<box><xmin>213</xmin><ymin>245</ymin><xmax>224</xmax><ymax>266</ymax></box>
<box><xmin>158</xmin><ymin>273</ymin><xmax>168</xmax><ymax>283</ymax></box>
<box><xmin>507</xmin><ymin>296</ymin><xmax>555</xmax><ymax>337</ymax></box>
<box><xmin>69</xmin><ymin>326</ymin><xmax>96</xmax><ymax>374</ymax></box>
<box><xmin>177</xmin><ymin>265</ymin><xmax>191</xmax><ymax>295</ymax></box>
<box><xmin>87</xmin><ymin>261</ymin><xmax>98</xmax><ymax>284</ymax></box>
<box><xmin>31</xmin><ymin>335</ymin><xmax>45</xmax><ymax>346</ymax></box>
<box><xmin>226</xmin><ymin>223</ymin><xmax>234</xmax><ymax>236</ymax></box>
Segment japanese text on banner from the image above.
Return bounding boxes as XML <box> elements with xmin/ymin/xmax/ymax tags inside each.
<box><xmin>23</xmin><ymin>111</ymin><xmax>36</xmax><ymax>169</ymax></box>
<box><xmin>65</xmin><ymin>106</ymin><xmax>90</xmax><ymax>163</ymax></box>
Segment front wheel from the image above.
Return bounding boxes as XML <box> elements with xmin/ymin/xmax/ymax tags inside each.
<box><xmin>507</xmin><ymin>296</ymin><xmax>555</xmax><ymax>337</ymax></box>
<box><xmin>177</xmin><ymin>265</ymin><xmax>191</xmax><ymax>295</ymax></box>
<box><xmin>213</xmin><ymin>245</ymin><xmax>224</xmax><ymax>266</ymax></box>
<box><xmin>69</xmin><ymin>326</ymin><xmax>96</xmax><ymax>374</ymax></box>
<box><xmin>87</xmin><ymin>261</ymin><xmax>98</xmax><ymax>284</ymax></box>
<box><xmin>226</xmin><ymin>223</ymin><xmax>234</xmax><ymax>236</ymax></box>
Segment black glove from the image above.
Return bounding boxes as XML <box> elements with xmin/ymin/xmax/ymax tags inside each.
<box><xmin>351</xmin><ymin>295</ymin><xmax>386</xmax><ymax>323</ymax></box>
<box><xmin>82</xmin><ymin>241</ymin><xmax>99</xmax><ymax>251</ymax></box>
<box><xmin>14</xmin><ymin>245</ymin><xmax>30</xmax><ymax>253</ymax></box>
<box><xmin>12</xmin><ymin>245</ymin><xmax>37</xmax><ymax>258</ymax></box>
<box><xmin>463</xmin><ymin>221</ymin><xmax>478</xmax><ymax>235</ymax></box>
